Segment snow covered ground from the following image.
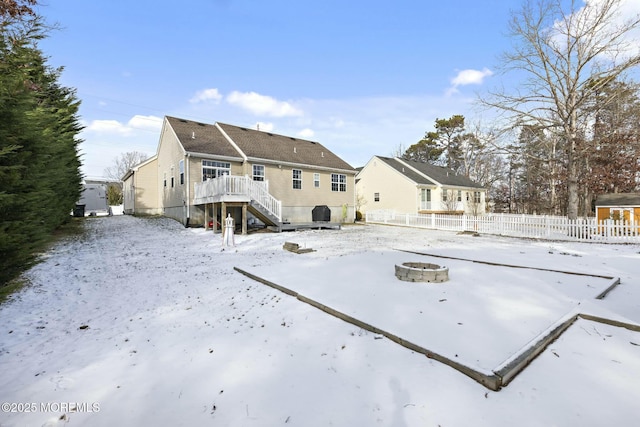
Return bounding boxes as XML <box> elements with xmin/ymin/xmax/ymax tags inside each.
<box><xmin>1</xmin><ymin>215</ymin><xmax>639</xmax><ymax>427</ymax></box>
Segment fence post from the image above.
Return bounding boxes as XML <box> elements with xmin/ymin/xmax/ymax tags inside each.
<box><xmin>545</xmin><ymin>216</ymin><xmax>550</xmax><ymax>237</ymax></box>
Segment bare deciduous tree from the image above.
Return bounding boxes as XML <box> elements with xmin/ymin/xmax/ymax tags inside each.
<box><xmin>481</xmin><ymin>0</ymin><xmax>640</xmax><ymax>219</ymax></box>
<box><xmin>104</xmin><ymin>151</ymin><xmax>150</xmax><ymax>181</ymax></box>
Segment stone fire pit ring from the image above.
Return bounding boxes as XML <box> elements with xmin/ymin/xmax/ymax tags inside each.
<box><xmin>395</xmin><ymin>262</ymin><xmax>449</xmax><ymax>283</ymax></box>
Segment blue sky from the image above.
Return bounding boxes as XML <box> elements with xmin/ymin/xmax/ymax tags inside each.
<box><xmin>34</xmin><ymin>1</ymin><xmax>639</xmax><ymax>177</ymax></box>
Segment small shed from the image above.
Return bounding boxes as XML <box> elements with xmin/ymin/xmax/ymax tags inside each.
<box><xmin>77</xmin><ymin>184</ymin><xmax>110</xmax><ymax>216</ymax></box>
<box><xmin>595</xmin><ymin>193</ymin><xmax>640</xmax><ymax>224</ymax></box>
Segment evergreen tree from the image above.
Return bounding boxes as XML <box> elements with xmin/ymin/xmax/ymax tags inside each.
<box><xmin>0</xmin><ymin>12</ymin><xmax>83</xmax><ymax>286</ymax></box>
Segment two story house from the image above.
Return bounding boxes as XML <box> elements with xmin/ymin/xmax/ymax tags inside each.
<box><xmin>123</xmin><ymin>116</ymin><xmax>357</xmax><ymax>232</ymax></box>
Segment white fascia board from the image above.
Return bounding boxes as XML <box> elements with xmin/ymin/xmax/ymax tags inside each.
<box><xmin>184</xmin><ymin>152</ymin><xmax>245</xmax><ymax>163</ymax></box>
<box><xmin>359</xmin><ymin>156</ymin><xmax>407</xmax><ymax>185</ymax></box>
<box><xmin>160</xmin><ymin>116</ymin><xmax>187</xmax><ymax>156</ymax></box>
<box><xmin>247</xmin><ymin>156</ymin><xmax>357</xmax><ymax>175</ymax></box>
<box><xmin>394</xmin><ymin>157</ymin><xmax>441</xmax><ymax>186</ymax></box>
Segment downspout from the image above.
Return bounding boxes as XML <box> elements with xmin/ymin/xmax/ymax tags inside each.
<box><xmin>186</xmin><ymin>153</ymin><xmax>191</xmax><ymax>226</ymax></box>
<box><xmin>353</xmin><ymin>173</ymin><xmax>357</xmax><ymax>222</ymax></box>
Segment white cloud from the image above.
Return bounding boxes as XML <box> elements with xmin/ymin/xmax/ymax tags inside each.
<box><xmin>226</xmin><ymin>91</ymin><xmax>303</xmax><ymax>117</ymax></box>
<box><xmin>580</xmin><ymin>0</ymin><xmax>640</xmax><ymax>60</ymax></box>
<box><xmin>84</xmin><ymin>115</ymin><xmax>163</xmax><ymax>136</ymax></box>
<box><xmin>451</xmin><ymin>68</ymin><xmax>494</xmax><ymax>87</ymax></box>
<box><xmin>190</xmin><ymin>88</ymin><xmax>223</xmax><ymax>104</ymax></box>
<box><xmin>85</xmin><ymin>119</ymin><xmax>132</xmax><ymax>136</ymax></box>
<box><xmin>127</xmin><ymin>115</ymin><xmax>163</xmax><ymax>131</ymax></box>
<box><xmin>297</xmin><ymin>128</ymin><xmax>315</xmax><ymax>138</ymax></box>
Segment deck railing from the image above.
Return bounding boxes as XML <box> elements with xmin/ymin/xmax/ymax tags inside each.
<box><xmin>366</xmin><ymin>210</ymin><xmax>640</xmax><ymax>243</ymax></box>
<box><xmin>194</xmin><ymin>175</ymin><xmax>281</xmax><ymax>221</ymax></box>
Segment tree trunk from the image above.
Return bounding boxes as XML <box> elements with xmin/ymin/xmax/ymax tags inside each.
<box><xmin>566</xmin><ymin>143</ymin><xmax>580</xmax><ymax>220</ymax></box>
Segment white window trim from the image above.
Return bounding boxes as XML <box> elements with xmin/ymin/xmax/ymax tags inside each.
<box><xmin>292</xmin><ymin>169</ymin><xmax>302</xmax><ymax>190</ymax></box>
<box><xmin>331</xmin><ymin>173</ymin><xmax>347</xmax><ymax>192</ymax></box>
<box><xmin>253</xmin><ymin>164</ymin><xmax>265</xmax><ymax>181</ymax></box>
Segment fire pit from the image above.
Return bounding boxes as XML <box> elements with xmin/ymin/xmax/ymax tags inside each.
<box><xmin>395</xmin><ymin>262</ymin><xmax>449</xmax><ymax>283</ymax></box>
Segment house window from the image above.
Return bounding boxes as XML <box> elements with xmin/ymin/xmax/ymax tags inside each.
<box><xmin>457</xmin><ymin>190</ymin><xmax>462</xmax><ymax>202</ymax></box>
<box><xmin>442</xmin><ymin>190</ymin><xmax>448</xmax><ymax>202</ymax></box>
<box><xmin>466</xmin><ymin>192</ymin><xmax>470</xmax><ymax>201</ymax></box>
<box><xmin>292</xmin><ymin>169</ymin><xmax>302</xmax><ymax>189</ymax></box>
<box><xmin>163</xmin><ymin>172</ymin><xmax>167</xmax><ymax>188</ymax></box>
<box><xmin>170</xmin><ymin>166</ymin><xmax>175</xmax><ymax>188</ymax></box>
<box><xmin>420</xmin><ymin>189</ymin><xmax>431</xmax><ymax>210</ymax></box>
<box><xmin>179</xmin><ymin>160</ymin><xmax>185</xmax><ymax>185</ymax></box>
<box><xmin>314</xmin><ymin>173</ymin><xmax>320</xmax><ymax>188</ymax></box>
<box><xmin>374</xmin><ymin>192</ymin><xmax>380</xmax><ymax>202</ymax></box>
<box><xmin>331</xmin><ymin>174</ymin><xmax>346</xmax><ymax>192</ymax></box>
<box><xmin>253</xmin><ymin>164</ymin><xmax>265</xmax><ymax>181</ymax></box>
<box><xmin>474</xmin><ymin>191</ymin><xmax>481</xmax><ymax>203</ymax></box>
<box><xmin>202</xmin><ymin>160</ymin><xmax>230</xmax><ymax>181</ymax></box>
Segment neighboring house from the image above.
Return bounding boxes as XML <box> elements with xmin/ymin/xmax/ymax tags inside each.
<box><xmin>356</xmin><ymin>156</ymin><xmax>486</xmax><ymax>215</ymax></box>
<box><xmin>122</xmin><ymin>156</ymin><xmax>159</xmax><ymax>216</ymax></box>
<box><xmin>595</xmin><ymin>193</ymin><xmax>640</xmax><ymax>224</ymax></box>
<box><xmin>123</xmin><ymin>116</ymin><xmax>356</xmax><ymax>232</ymax></box>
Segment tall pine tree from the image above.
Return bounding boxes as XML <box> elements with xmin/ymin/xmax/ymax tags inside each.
<box><xmin>0</xmin><ymin>11</ymin><xmax>83</xmax><ymax>286</ymax></box>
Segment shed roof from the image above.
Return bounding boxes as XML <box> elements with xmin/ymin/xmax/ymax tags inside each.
<box><xmin>595</xmin><ymin>193</ymin><xmax>640</xmax><ymax>206</ymax></box>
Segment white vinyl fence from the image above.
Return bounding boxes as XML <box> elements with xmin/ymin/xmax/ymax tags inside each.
<box><xmin>366</xmin><ymin>210</ymin><xmax>640</xmax><ymax>243</ymax></box>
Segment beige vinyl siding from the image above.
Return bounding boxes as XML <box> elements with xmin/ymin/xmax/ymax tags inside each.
<box><xmin>261</xmin><ymin>164</ymin><xmax>355</xmax><ymax>223</ymax></box>
<box><xmin>186</xmin><ymin>156</ymin><xmax>244</xmax><ymax>203</ymax></box>
<box><xmin>156</xmin><ymin>120</ymin><xmax>188</xmax><ymax>222</ymax></box>
<box><xmin>133</xmin><ymin>157</ymin><xmax>160</xmax><ymax>214</ymax></box>
<box><xmin>356</xmin><ymin>157</ymin><xmax>418</xmax><ymax>214</ymax></box>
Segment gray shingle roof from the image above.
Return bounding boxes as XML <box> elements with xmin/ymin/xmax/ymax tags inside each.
<box><xmin>596</xmin><ymin>193</ymin><xmax>640</xmax><ymax>206</ymax></box>
<box><xmin>217</xmin><ymin>122</ymin><xmax>354</xmax><ymax>171</ymax></box>
<box><xmin>167</xmin><ymin>116</ymin><xmax>241</xmax><ymax>158</ymax></box>
<box><xmin>377</xmin><ymin>156</ymin><xmax>484</xmax><ymax>188</ymax></box>
<box><xmin>377</xmin><ymin>157</ymin><xmax>436</xmax><ymax>185</ymax></box>
<box><xmin>166</xmin><ymin>116</ymin><xmax>355</xmax><ymax>172</ymax></box>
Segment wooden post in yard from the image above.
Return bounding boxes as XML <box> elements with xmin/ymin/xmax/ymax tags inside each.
<box><xmin>242</xmin><ymin>203</ymin><xmax>247</xmax><ymax>235</ymax></box>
